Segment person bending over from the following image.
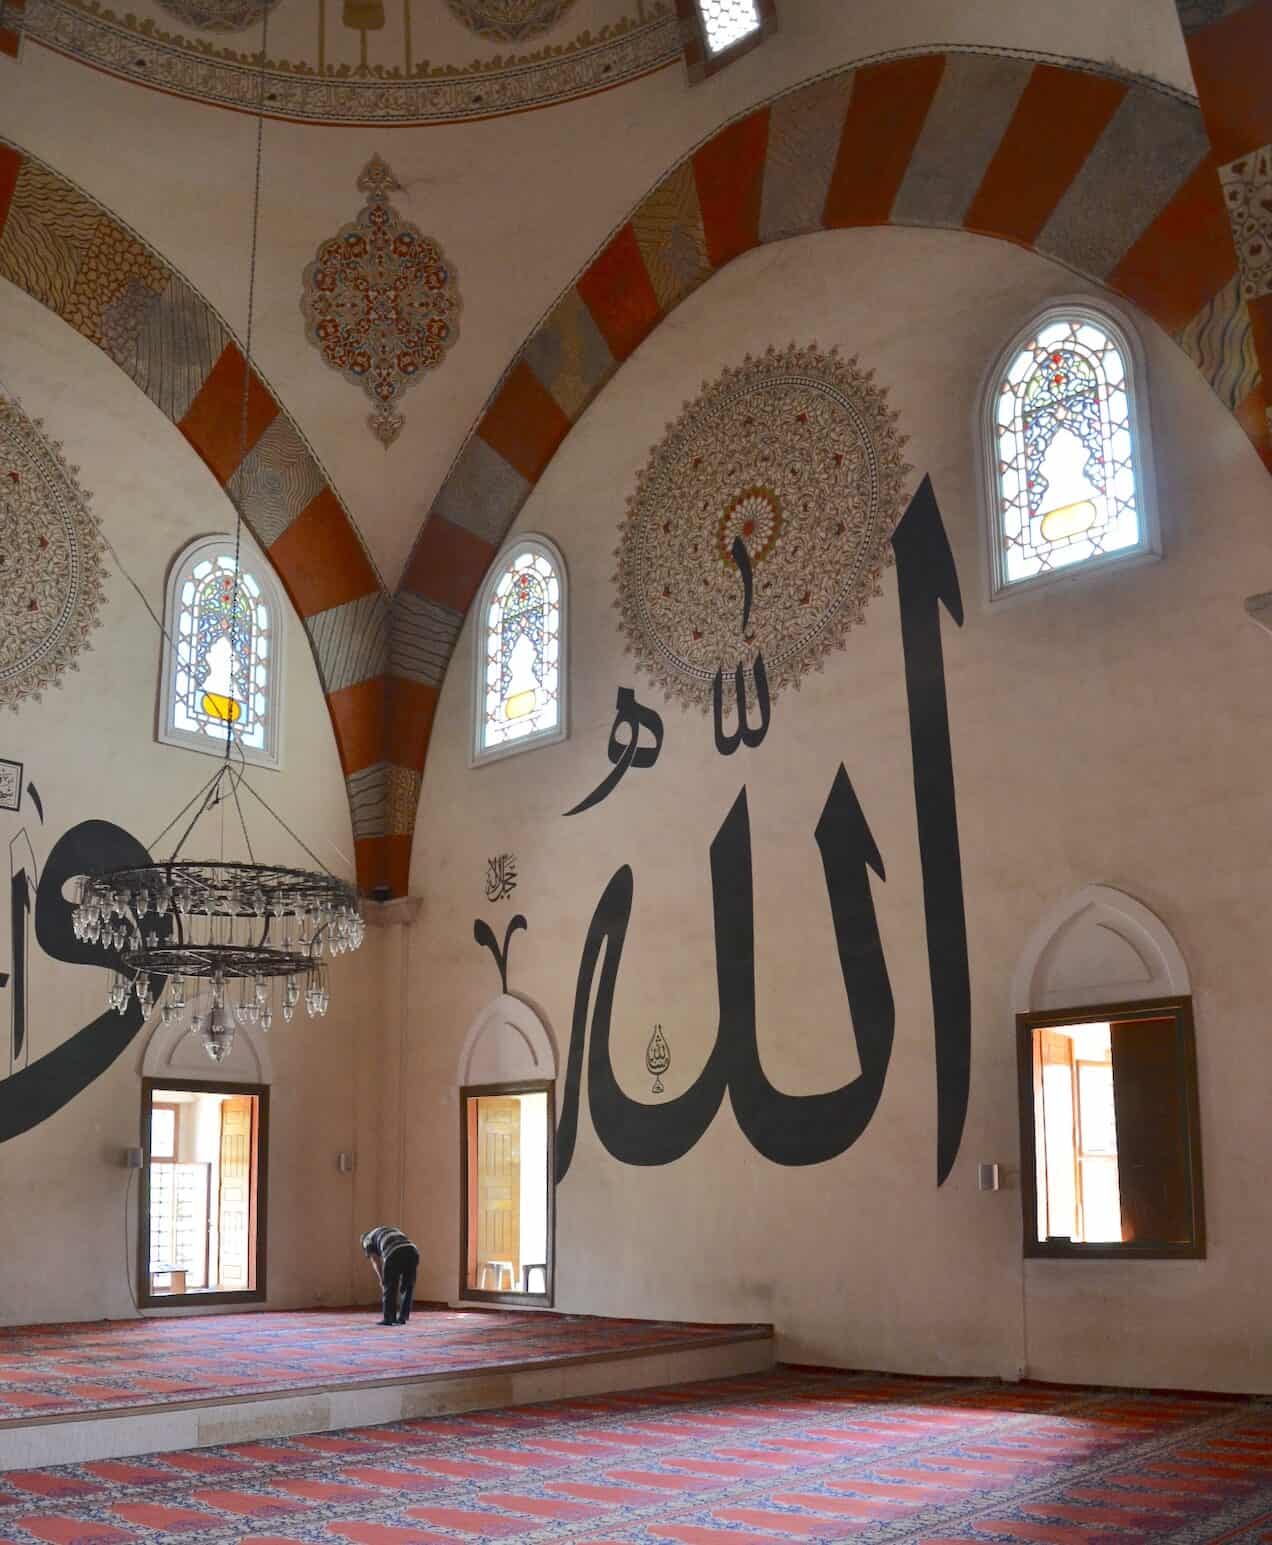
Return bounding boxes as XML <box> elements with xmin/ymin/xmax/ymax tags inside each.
<box><xmin>361</xmin><ymin>1225</ymin><xmax>419</xmax><ymax>1325</ymax></box>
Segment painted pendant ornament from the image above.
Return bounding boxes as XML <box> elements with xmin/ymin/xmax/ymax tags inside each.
<box><xmin>615</xmin><ymin>344</ymin><xmax>910</xmax><ymax>709</ymax></box>
<box><xmin>444</xmin><ymin>0</ymin><xmax>578</xmax><ymax>42</ymax></box>
<box><xmin>153</xmin><ymin>0</ymin><xmax>281</xmax><ymax>33</ymax></box>
<box><xmin>301</xmin><ymin>156</ymin><xmax>461</xmax><ymax>447</ymax></box>
<box><xmin>0</xmin><ymin>397</ymin><xmax>107</xmax><ymax>713</ymax></box>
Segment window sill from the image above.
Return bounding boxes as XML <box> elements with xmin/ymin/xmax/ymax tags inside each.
<box><xmin>140</xmin><ymin>1289</ymin><xmax>267</xmax><ymax>1309</ymax></box>
<box><xmin>156</xmin><ymin>728</ymin><xmax>280</xmax><ymax>772</ymax></box>
<box><xmin>1024</xmin><ymin>1242</ymin><xmax>1205</xmax><ymax>1262</ymax></box>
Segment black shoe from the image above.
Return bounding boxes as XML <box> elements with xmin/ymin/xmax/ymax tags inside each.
<box><xmin>378</xmin><ymin>1319</ymin><xmax>394</xmax><ymax>1326</ymax></box>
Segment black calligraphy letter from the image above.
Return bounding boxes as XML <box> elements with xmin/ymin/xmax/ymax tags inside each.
<box><xmin>891</xmin><ymin>476</ymin><xmax>970</xmax><ymax>1186</ymax></box>
<box><xmin>564</xmin><ymin>688</ymin><xmax>664</xmax><ymax>817</ymax></box>
<box><xmin>712</xmin><ymin>653</ymin><xmax>770</xmax><ymax>756</ymax></box>
<box><xmin>1</xmin><ymin>820</ymin><xmax>158</xmax><ymax>1144</ymax></box>
<box><xmin>473</xmin><ymin>914</ymin><xmax>528</xmax><ymax>994</ymax></box>
<box><xmin>555</xmin><ymin>865</ymin><xmax>730</xmax><ymax>1180</ymax></box>
<box><xmin>731</xmin><ymin>536</ymin><xmax>755</xmax><ymax>633</ymax></box>
<box><xmin>9</xmin><ymin>865</ymin><xmax>30</xmax><ymax>1063</ymax></box>
<box><xmin>727</xmin><ymin>770</ymin><xmax>895</xmax><ymax>1165</ymax></box>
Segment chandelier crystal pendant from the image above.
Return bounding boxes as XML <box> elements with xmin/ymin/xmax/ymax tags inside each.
<box><xmin>70</xmin><ymin>0</ymin><xmax>365</xmax><ymax>1065</ymax></box>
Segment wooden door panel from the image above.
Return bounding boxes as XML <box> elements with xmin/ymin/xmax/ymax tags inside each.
<box><xmin>475</xmin><ymin>1098</ymin><xmax>521</xmax><ymax>1281</ymax></box>
<box><xmin>218</xmin><ymin>1097</ymin><xmax>254</xmax><ymax>1290</ymax></box>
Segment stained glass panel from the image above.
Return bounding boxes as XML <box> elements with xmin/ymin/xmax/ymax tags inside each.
<box><xmin>695</xmin><ymin>0</ymin><xmax>760</xmax><ymax>54</ymax></box>
<box><xmin>171</xmin><ymin>553</ymin><xmax>272</xmax><ymax>753</ymax></box>
<box><xmin>994</xmin><ymin>315</ymin><xmax>1142</xmax><ymax>590</ymax></box>
<box><xmin>480</xmin><ymin>546</ymin><xmax>563</xmax><ymax>754</ymax></box>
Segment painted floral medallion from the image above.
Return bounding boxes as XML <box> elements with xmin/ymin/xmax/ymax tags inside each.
<box><xmin>152</xmin><ymin>0</ymin><xmax>279</xmax><ymax>33</ymax></box>
<box><xmin>616</xmin><ymin>345</ymin><xmax>911</xmax><ymax>710</ymax></box>
<box><xmin>301</xmin><ymin>155</ymin><xmax>461</xmax><ymax>446</ymax></box>
<box><xmin>444</xmin><ymin>0</ymin><xmax>577</xmax><ymax>41</ymax></box>
<box><xmin>0</xmin><ymin>397</ymin><xmax>107</xmax><ymax>713</ymax></box>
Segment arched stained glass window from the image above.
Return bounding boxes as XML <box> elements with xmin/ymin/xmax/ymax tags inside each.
<box><xmin>986</xmin><ymin>304</ymin><xmax>1157</xmax><ymax>599</ymax></box>
<box><xmin>158</xmin><ymin>536</ymin><xmax>283</xmax><ymax>768</ymax></box>
<box><xmin>473</xmin><ymin>536</ymin><xmax>568</xmax><ymax>764</ymax></box>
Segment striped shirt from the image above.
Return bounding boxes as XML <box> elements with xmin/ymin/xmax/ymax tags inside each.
<box><xmin>361</xmin><ymin>1226</ymin><xmax>416</xmax><ymax>1267</ymax></box>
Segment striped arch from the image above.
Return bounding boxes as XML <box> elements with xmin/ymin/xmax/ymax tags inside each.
<box><xmin>388</xmin><ymin>48</ymin><xmax>1262</xmax><ymax>896</ymax></box>
<box><xmin>0</xmin><ymin>138</ymin><xmax>393</xmax><ymax>893</ymax></box>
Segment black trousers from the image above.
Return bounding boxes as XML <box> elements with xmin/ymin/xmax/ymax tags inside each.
<box><xmin>381</xmin><ymin>1246</ymin><xmax>419</xmax><ymax>1323</ymax></box>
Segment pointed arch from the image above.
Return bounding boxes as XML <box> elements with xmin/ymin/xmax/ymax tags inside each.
<box><xmin>386</xmin><ymin>47</ymin><xmax>1256</xmax><ymax>895</ymax></box>
<box><xmin>0</xmin><ymin>136</ymin><xmax>391</xmax><ymax>890</ymax></box>
<box><xmin>1012</xmin><ymin>884</ymin><xmax>1191</xmax><ymax>1016</ymax></box>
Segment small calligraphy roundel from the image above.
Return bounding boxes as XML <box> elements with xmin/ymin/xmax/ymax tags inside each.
<box><xmin>615</xmin><ymin>344</ymin><xmax>911</xmax><ymax>710</ymax></box>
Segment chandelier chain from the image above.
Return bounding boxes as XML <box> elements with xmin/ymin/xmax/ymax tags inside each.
<box><xmin>225</xmin><ymin>0</ymin><xmax>272</xmax><ymax>764</ymax></box>
<box><xmin>236</xmin><ymin>773</ymin><xmax>338</xmax><ymax>878</ymax></box>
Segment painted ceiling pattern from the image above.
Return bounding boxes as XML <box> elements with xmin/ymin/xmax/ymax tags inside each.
<box><xmin>616</xmin><ymin>344</ymin><xmax>910</xmax><ymax>709</ymax></box>
<box><xmin>14</xmin><ymin>0</ymin><xmax>675</xmax><ymax>124</ymax></box>
<box><xmin>4</xmin><ymin>29</ymin><xmax>1266</xmax><ymax>895</ymax></box>
<box><xmin>152</xmin><ymin>0</ymin><xmax>276</xmax><ymax>32</ymax></box>
<box><xmin>0</xmin><ymin>137</ymin><xmax>392</xmax><ymax>888</ymax></box>
<box><xmin>300</xmin><ymin>156</ymin><xmax>461</xmax><ymax>448</ymax></box>
<box><xmin>0</xmin><ymin>395</ymin><xmax>107</xmax><ymax>713</ymax></box>
<box><xmin>444</xmin><ymin>0</ymin><xmax>578</xmax><ymax>42</ymax></box>
<box><xmin>1219</xmin><ymin>144</ymin><xmax>1272</xmax><ymax>302</ymax></box>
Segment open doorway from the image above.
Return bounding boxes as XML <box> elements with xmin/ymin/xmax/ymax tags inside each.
<box><xmin>139</xmin><ymin>1078</ymin><xmax>268</xmax><ymax>1306</ymax></box>
<box><xmin>460</xmin><ymin>1081</ymin><xmax>554</xmax><ymax>1304</ymax></box>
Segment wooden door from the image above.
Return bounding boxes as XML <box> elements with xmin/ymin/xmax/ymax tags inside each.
<box><xmin>218</xmin><ymin>1097</ymin><xmax>255</xmax><ymax>1290</ymax></box>
<box><xmin>1111</xmin><ymin>1017</ymin><xmax>1189</xmax><ymax>1244</ymax></box>
<box><xmin>475</xmin><ymin>1097</ymin><xmax>521</xmax><ymax>1284</ymax></box>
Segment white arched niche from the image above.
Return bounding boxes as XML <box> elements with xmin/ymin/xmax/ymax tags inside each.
<box><xmin>1012</xmin><ymin>884</ymin><xmax>1190</xmax><ymax>1015</ymax></box>
<box><xmin>142</xmin><ymin>1015</ymin><xmax>274</xmax><ymax>1084</ymax></box>
<box><xmin>459</xmin><ymin>994</ymin><xmax>557</xmax><ymax>1086</ymax></box>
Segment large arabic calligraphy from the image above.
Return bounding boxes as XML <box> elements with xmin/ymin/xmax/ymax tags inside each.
<box><xmin>503</xmin><ymin>477</ymin><xmax>970</xmax><ymax>1184</ymax></box>
<box><xmin>1</xmin><ymin>816</ymin><xmax>158</xmax><ymax>1143</ymax></box>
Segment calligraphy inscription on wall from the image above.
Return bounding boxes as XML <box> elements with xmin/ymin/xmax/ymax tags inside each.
<box><xmin>477</xmin><ymin>476</ymin><xmax>971</xmax><ymax>1185</ymax></box>
<box><xmin>1</xmin><ymin>808</ymin><xmax>161</xmax><ymax>1142</ymax></box>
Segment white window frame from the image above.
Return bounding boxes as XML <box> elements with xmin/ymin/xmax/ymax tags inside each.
<box><xmin>979</xmin><ymin>297</ymin><xmax>1160</xmax><ymax>607</ymax></box>
<box><xmin>471</xmin><ymin>534</ymin><xmax>569</xmax><ymax>768</ymax></box>
<box><xmin>157</xmin><ymin>533</ymin><xmax>285</xmax><ymax>771</ymax></box>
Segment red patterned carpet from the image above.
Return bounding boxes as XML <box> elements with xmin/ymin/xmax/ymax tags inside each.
<box><xmin>1</xmin><ymin>1367</ymin><xmax>1271</xmax><ymax>1543</ymax></box>
<box><xmin>0</xmin><ymin>1312</ymin><xmax>761</xmax><ymax>1421</ymax></box>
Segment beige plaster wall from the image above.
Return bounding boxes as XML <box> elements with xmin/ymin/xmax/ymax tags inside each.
<box><xmin>0</xmin><ymin>0</ymin><xmax>1193</xmax><ymax>585</ymax></box>
<box><xmin>402</xmin><ymin>225</ymin><xmax>1272</xmax><ymax>1391</ymax></box>
<box><xmin>0</xmin><ymin>279</ymin><xmax>381</xmax><ymax>1325</ymax></box>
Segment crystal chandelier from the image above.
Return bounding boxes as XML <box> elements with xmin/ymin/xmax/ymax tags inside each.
<box><xmin>71</xmin><ymin>6</ymin><xmax>364</xmax><ymax>1064</ymax></box>
<box><xmin>73</xmin><ymin>765</ymin><xmax>364</xmax><ymax>1062</ymax></box>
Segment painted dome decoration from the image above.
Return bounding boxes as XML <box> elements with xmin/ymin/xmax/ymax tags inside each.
<box><xmin>301</xmin><ymin>155</ymin><xmax>461</xmax><ymax>448</ymax></box>
<box><xmin>615</xmin><ymin>344</ymin><xmax>911</xmax><ymax>710</ymax></box>
<box><xmin>152</xmin><ymin>0</ymin><xmax>281</xmax><ymax>32</ymax></box>
<box><xmin>443</xmin><ymin>0</ymin><xmax>578</xmax><ymax>42</ymax></box>
<box><xmin>0</xmin><ymin>396</ymin><xmax>108</xmax><ymax>713</ymax></box>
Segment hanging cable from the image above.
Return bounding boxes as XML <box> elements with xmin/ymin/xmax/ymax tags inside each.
<box><xmin>224</xmin><ymin>0</ymin><xmax>272</xmax><ymax>767</ymax></box>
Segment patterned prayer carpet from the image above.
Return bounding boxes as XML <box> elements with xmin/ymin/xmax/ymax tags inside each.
<box><xmin>1</xmin><ymin>1366</ymin><xmax>1271</xmax><ymax>1543</ymax></box>
<box><xmin>0</xmin><ymin>1311</ymin><xmax>763</xmax><ymax>1421</ymax></box>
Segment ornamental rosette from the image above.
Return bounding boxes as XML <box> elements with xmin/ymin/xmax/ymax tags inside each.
<box><xmin>0</xmin><ymin>396</ymin><xmax>107</xmax><ymax>713</ymax></box>
<box><xmin>614</xmin><ymin>344</ymin><xmax>911</xmax><ymax>711</ymax></box>
<box><xmin>300</xmin><ymin>155</ymin><xmax>461</xmax><ymax>447</ymax></box>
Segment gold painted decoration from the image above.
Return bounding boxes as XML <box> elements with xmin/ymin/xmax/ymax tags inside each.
<box><xmin>0</xmin><ymin>397</ymin><xmax>107</xmax><ymax>713</ymax></box>
<box><xmin>16</xmin><ymin>0</ymin><xmax>674</xmax><ymax>125</ymax></box>
<box><xmin>300</xmin><ymin>156</ymin><xmax>460</xmax><ymax>447</ymax></box>
<box><xmin>615</xmin><ymin>344</ymin><xmax>911</xmax><ymax>710</ymax></box>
